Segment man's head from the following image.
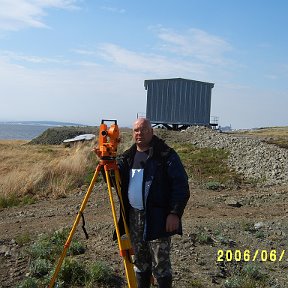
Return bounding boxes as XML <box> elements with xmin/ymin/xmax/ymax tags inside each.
<box><xmin>132</xmin><ymin>118</ymin><xmax>153</xmax><ymax>151</ymax></box>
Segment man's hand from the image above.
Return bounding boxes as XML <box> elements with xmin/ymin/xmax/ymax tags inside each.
<box><xmin>166</xmin><ymin>214</ymin><xmax>180</xmax><ymax>232</ymax></box>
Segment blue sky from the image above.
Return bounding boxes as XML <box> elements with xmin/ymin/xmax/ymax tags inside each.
<box><xmin>0</xmin><ymin>0</ymin><xmax>287</xmax><ymax>129</ymax></box>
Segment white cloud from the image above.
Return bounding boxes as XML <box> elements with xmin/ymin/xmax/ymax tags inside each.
<box><xmin>0</xmin><ymin>50</ymin><xmax>68</xmax><ymax>64</ymax></box>
<box><xmin>33</xmin><ymin>0</ymin><xmax>79</xmax><ymax>9</ymax></box>
<box><xmin>100</xmin><ymin>6</ymin><xmax>126</xmax><ymax>14</ymax></box>
<box><xmin>154</xmin><ymin>27</ymin><xmax>233</xmax><ymax>66</ymax></box>
<box><xmin>0</xmin><ymin>0</ymin><xmax>79</xmax><ymax>31</ymax></box>
<box><xmin>72</xmin><ymin>48</ymin><xmax>96</xmax><ymax>56</ymax></box>
<box><xmin>93</xmin><ymin>27</ymin><xmax>235</xmax><ymax>81</ymax></box>
<box><xmin>97</xmin><ymin>43</ymin><xmax>208</xmax><ymax>77</ymax></box>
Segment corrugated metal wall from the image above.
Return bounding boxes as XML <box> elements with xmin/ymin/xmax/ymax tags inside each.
<box><xmin>144</xmin><ymin>78</ymin><xmax>214</xmax><ymax>126</ymax></box>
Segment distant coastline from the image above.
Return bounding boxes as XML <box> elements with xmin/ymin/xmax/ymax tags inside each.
<box><xmin>0</xmin><ymin>121</ymin><xmax>84</xmax><ymax>127</ymax></box>
<box><xmin>0</xmin><ymin>121</ymin><xmax>85</xmax><ymax>140</ymax></box>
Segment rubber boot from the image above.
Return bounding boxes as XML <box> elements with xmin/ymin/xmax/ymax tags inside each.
<box><xmin>157</xmin><ymin>274</ymin><xmax>172</xmax><ymax>288</ymax></box>
<box><xmin>136</xmin><ymin>271</ymin><xmax>151</xmax><ymax>288</ymax></box>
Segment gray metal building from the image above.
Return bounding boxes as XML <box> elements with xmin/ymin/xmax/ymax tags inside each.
<box><xmin>144</xmin><ymin>78</ymin><xmax>215</xmax><ymax>129</ymax></box>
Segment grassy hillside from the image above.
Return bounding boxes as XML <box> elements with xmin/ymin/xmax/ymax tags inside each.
<box><xmin>29</xmin><ymin>126</ymin><xmax>98</xmax><ymax>145</ymax></box>
<box><xmin>0</xmin><ymin>128</ymin><xmax>237</xmax><ymax>209</ymax></box>
<box><xmin>0</xmin><ymin>140</ymin><xmax>97</xmax><ymax>207</ymax></box>
<box><xmin>1</xmin><ymin>125</ymin><xmax>287</xmax><ymax>208</ymax></box>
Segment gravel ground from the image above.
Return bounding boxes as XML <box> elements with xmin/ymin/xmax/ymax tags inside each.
<box><xmin>1</xmin><ymin>127</ymin><xmax>288</xmax><ymax>287</ymax></box>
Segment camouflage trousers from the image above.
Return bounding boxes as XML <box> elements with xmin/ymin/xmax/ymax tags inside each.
<box><xmin>129</xmin><ymin>207</ymin><xmax>172</xmax><ymax>279</ymax></box>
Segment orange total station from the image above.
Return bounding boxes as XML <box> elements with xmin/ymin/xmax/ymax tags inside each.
<box><xmin>95</xmin><ymin>119</ymin><xmax>120</xmax><ymax>159</ymax></box>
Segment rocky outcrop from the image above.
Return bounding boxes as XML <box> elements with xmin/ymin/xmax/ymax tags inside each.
<box><xmin>185</xmin><ymin>126</ymin><xmax>288</xmax><ymax>186</ymax></box>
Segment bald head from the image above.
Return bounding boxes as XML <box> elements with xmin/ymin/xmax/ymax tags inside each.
<box><xmin>132</xmin><ymin>118</ymin><xmax>153</xmax><ymax>151</ymax></box>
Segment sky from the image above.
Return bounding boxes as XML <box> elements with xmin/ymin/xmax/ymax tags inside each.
<box><xmin>0</xmin><ymin>0</ymin><xmax>287</xmax><ymax>129</ymax></box>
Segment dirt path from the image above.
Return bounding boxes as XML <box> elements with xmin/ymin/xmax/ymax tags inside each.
<box><xmin>1</xmin><ymin>183</ymin><xmax>288</xmax><ymax>287</ymax></box>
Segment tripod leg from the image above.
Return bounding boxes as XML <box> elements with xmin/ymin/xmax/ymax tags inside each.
<box><xmin>104</xmin><ymin>165</ymin><xmax>137</xmax><ymax>288</ymax></box>
<box><xmin>49</xmin><ymin>164</ymin><xmax>101</xmax><ymax>288</ymax></box>
<box><xmin>113</xmin><ymin>169</ymin><xmax>133</xmax><ymax>246</ymax></box>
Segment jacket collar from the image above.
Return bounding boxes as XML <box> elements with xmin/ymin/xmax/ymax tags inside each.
<box><xmin>123</xmin><ymin>135</ymin><xmax>172</xmax><ymax>162</ymax></box>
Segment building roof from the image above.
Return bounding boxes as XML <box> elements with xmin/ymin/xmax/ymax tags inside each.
<box><xmin>144</xmin><ymin>77</ymin><xmax>214</xmax><ymax>89</ymax></box>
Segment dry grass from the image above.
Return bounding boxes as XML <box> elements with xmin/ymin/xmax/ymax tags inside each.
<box><xmin>0</xmin><ymin>130</ymin><xmax>133</xmax><ymax>206</ymax></box>
<box><xmin>230</xmin><ymin>126</ymin><xmax>288</xmax><ymax>149</ymax></box>
<box><xmin>2</xmin><ymin>125</ymin><xmax>287</xmax><ymax>206</ymax></box>
<box><xmin>233</xmin><ymin>126</ymin><xmax>288</xmax><ymax>138</ymax></box>
<box><xmin>0</xmin><ymin>140</ymin><xmax>97</xmax><ymax>201</ymax></box>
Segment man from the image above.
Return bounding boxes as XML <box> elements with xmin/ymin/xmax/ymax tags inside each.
<box><xmin>118</xmin><ymin>118</ymin><xmax>190</xmax><ymax>288</ymax></box>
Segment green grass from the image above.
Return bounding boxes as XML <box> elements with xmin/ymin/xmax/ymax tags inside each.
<box><xmin>196</xmin><ymin>232</ymin><xmax>214</xmax><ymax>245</ymax></box>
<box><xmin>30</xmin><ymin>258</ymin><xmax>52</xmax><ymax>278</ymax></box>
<box><xmin>29</xmin><ymin>228</ymin><xmax>86</xmax><ymax>261</ymax></box>
<box><xmin>0</xmin><ymin>193</ymin><xmax>21</xmax><ymax>208</ymax></box>
<box><xmin>18</xmin><ymin>229</ymin><xmax>121</xmax><ymax>287</ymax></box>
<box><xmin>265</xmin><ymin>139</ymin><xmax>288</xmax><ymax>149</ymax></box>
<box><xmin>172</xmin><ymin>143</ymin><xmax>240</xmax><ymax>187</ymax></box>
<box><xmin>205</xmin><ymin>181</ymin><xmax>222</xmax><ymax>190</ymax></box>
<box><xmin>22</xmin><ymin>195</ymin><xmax>36</xmax><ymax>205</ymax></box>
<box><xmin>224</xmin><ymin>263</ymin><xmax>269</xmax><ymax>288</ymax></box>
<box><xmin>58</xmin><ymin>257</ymin><xmax>88</xmax><ymax>286</ymax></box>
<box><xmin>0</xmin><ymin>194</ymin><xmax>36</xmax><ymax>209</ymax></box>
<box><xmin>16</xmin><ymin>277</ymin><xmax>38</xmax><ymax>288</ymax></box>
<box><xmin>89</xmin><ymin>261</ymin><xmax>115</xmax><ymax>284</ymax></box>
<box><xmin>194</xmin><ymin>226</ymin><xmax>214</xmax><ymax>245</ymax></box>
<box><xmin>241</xmin><ymin>221</ymin><xmax>257</xmax><ymax>233</ymax></box>
<box><xmin>15</xmin><ymin>232</ymin><xmax>32</xmax><ymax>246</ymax></box>
<box><xmin>190</xmin><ymin>278</ymin><xmax>205</xmax><ymax>287</ymax></box>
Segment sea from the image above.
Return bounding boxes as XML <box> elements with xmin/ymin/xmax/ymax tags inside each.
<box><xmin>0</xmin><ymin>121</ymin><xmax>82</xmax><ymax>140</ymax></box>
<box><xmin>0</xmin><ymin>123</ymin><xmax>52</xmax><ymax>140</ymax></box>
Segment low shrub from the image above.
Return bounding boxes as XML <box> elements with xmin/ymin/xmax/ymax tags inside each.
<box><xmin>206</xmin><ymin>181</ymin><xmax>222</xmax><ymax>190</ymax></box>
<box><xmin>58</xmin><ymin>257</ymin><xmax>88</xmax><ymax>286</ymax></box>
<box><xmin>18</xmin><ymin>229</ymin><xmax>120</xmax><ymax>287</ymax></box>
<box><xmin>30</xmin><ymin>258</ymin><xmax>51</xmax><ymax>278</ymax></box>
<box><xmin>224</xmin><ymin>263</ymin><xmax>268</xmax><ymax>288</ymax></box>
<box><xmin>89</xmin><ymin>261</ymin><xmax>114</xmax><ymax>283</ymax></box>
<box><xmin>16</xmin><ymin>277</ymin><xmax>38</xmax><ymax>288</ymax></box>
<box><xmin>15</xmin><ymin>232</ymin><xmax>31</xmax><ymax>246</ymax></box>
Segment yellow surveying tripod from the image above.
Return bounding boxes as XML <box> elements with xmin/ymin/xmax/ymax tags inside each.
<box><xmin>49</xmin><ymin>120</ymin><xmax>137</xmax><ymax>288</ymax></box>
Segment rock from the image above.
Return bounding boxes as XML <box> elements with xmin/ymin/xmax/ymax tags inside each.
<box><xmin>225</xmin><ymin>199</ymin><xmax>243</xmax><ymax>208</ymax></box>
<box><xmin>254</xmin><ymin>222</ymin><xmax>265</xmax><ymax>230</ymax></box>
<box><xmin>0</xmin><ymin>245</ymin><xmax>10</xmax><ymax>256</ymax></box>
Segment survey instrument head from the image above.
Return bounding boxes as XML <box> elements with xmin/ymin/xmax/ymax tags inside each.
<box><xmin>95</xmin><ymin>119</ymin><xmax>120</xmax><ymax>159</ymax></box>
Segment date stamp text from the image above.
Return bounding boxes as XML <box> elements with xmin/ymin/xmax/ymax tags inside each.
<box><xmin>217</xmin><ymin>249</ymin><xmax>285</xmax><ymax>262</ymax></box>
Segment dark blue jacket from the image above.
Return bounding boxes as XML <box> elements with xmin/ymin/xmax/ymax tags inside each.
<box><xmin>117</xmin><ymin>135</ymin><xmax>190</xmax><ymax>241</ymax></box>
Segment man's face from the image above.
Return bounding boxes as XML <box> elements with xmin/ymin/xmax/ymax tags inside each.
<box><xmin>133</xmin><ymin>119</ymin><xmax>153</xmax><ymax>149</ymax></box>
